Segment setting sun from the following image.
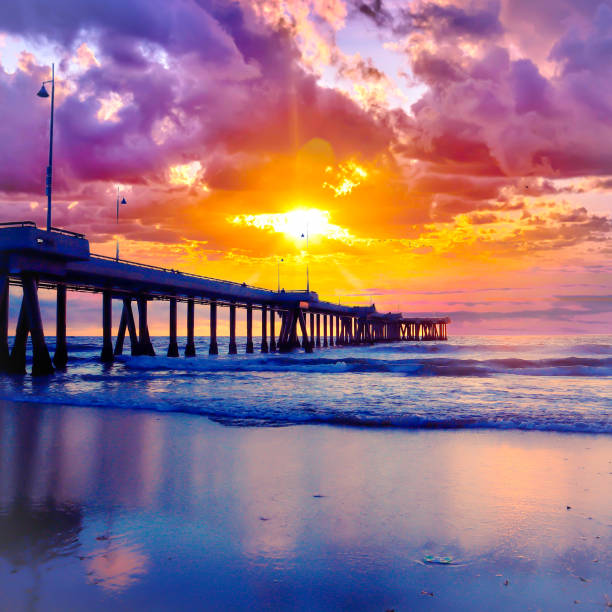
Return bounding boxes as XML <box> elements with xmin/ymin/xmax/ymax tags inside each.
<box><xmin>230</xmin><ymin>208</ymin><xmax>352</xmax><ymax>244</ymax></box>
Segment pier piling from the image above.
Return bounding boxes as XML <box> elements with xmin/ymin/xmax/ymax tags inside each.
<box><xmin>297</xmin><ymin>309</ymin><xmax>313</xmax><ymax>353</ymax></box>
<box><xmin>209</xmin><ymin>301</ymin><xmax>219</xmax><ymax>355</ymax></box>
<box><xmin>101</xmin><ymin>289</ymin><xmax>114</xmax><ymax>363</ymax></box>
<box><xmin>229</xmin><ymin>303</ymin><xmax>237</xmax><ymax>354</ymax></box>
<box><xmin>168</xmin><ymin>297</ymin><xmax>179</xmax><ymax>357</ymax></box>
<box><xmin>0</xmin><ymin>277</ymin><xmax>9</xmax><ymax>371</ymax></box>
<box><xmin>261</xmin><ymin>305</ymin><xmax>268</xmax><ymax>353</ymax></box>
<box><xmin>124</xmin><ymin>299</ymin><xmax>139</xmax><ymax>355</ymax></box>
<box><xmin>246</xmin><ymin>304</ymin><xmax>254</xmax><ymax>353</ymax></box>
<box><xmin>308</xmin><ymin>312</ymin><xmax>315</xmax><ymax>350</ymax></box>
<box><xmin>21</xmin><ymin>275</ymin><xmax>54</xmax><ymax>375</ymax></box>
<box><xmin>323</xmin><ymin>314</ymin><xmax>328</xmax><ymax>347</ymax></box>
<box><xmin>114</xmin><ymin>302</ymin><xmax>127</xmax><ymax>356</ymax></box>
<box><xmin>53</xmin><ymin>284</ymin><xmax>68</xmax><ymax>368</ymax></box>
<box><xmin>137</xmin><ymin>296</ymin><xmax>155</xmax><ymax>356</ymax></box>
<box><xmin>269</xmin><ymin>308</ymin><xmax>276</xmax><ymax>352</ymax></box>
<box><xmin>185</xmin><ymin>298</ymin><xmax>195</xmax><ymax>357</ymax></box>
<box><xmin>9</xmin><ymin>298</ymin><xmax>29</xmax><ymax>374</ymax></box>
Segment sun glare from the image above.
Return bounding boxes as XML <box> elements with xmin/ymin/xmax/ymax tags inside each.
<box><xmin>230</xmin><ymin>208</ymin><xmax>352</xmax><ymax>243</ymax></box>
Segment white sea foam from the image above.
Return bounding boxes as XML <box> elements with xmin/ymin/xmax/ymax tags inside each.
<box><xmin>1</xmin><ymin>335</ymin><xmax>611</xmax><ymax>433</ymax></box>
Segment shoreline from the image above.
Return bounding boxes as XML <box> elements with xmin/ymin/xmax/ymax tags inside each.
<box><xmin>1</xmin><ymin>394</ymin><xmax>611</xmax><ymax>436</ymax></box>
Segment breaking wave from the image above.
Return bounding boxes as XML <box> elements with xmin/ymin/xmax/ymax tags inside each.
<box><xmin>1</xmin><ymin>335</ymin><xmax>611</xmax><ymax>434</ymax></box>
<box><xmin>117</xmin><ymin>354</ymin><xmax>612</xmax><ymax>377</ymax></box>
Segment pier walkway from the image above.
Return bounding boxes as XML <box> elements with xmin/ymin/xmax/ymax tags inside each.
<box><xmin>0</xmin><ymin>222</ymin><xmax>450</xmax><ymax>375</ymax></box>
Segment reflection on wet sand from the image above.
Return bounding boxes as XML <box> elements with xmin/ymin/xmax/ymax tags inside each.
<box><xmin>0</xmin><ymin>403</ymin><xmax>154</xmax><ymax>601</ymax></box>
<box><xmin>0</xmin><ymin>401</ymin><xmax>611</xmax><ymax>611</ymax></box>
<box><xmin>85</xmin><ymin>543</ymin><xmax>148</xmax><ymax>592</ymax></box>
<box><xmin>0</xmin><ymin>498</ymin><xmax>82</xmax><ymax>567</ymax></box>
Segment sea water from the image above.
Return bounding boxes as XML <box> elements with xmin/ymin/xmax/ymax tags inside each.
<box><xmin>1</xmin><ymin>335</ymin><xmax>610</xmax><ymax>433</ymax></box>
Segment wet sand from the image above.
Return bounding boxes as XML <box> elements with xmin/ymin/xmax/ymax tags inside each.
<box><xmin>0</xmin><ymin>399</ymin><xmax>610</xmax><ymax>611</ymax></box>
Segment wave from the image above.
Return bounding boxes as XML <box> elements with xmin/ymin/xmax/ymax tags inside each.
<box><xmin>115</xmin><ymin>354</ymin><xmax>612</xmax><ymax>377</ymax></box>
<box><xmin>0</xmin><ymin>390</ymin><xmax>609</xmax><ymax>434</ymax></box>
<box><xmin>2</xmin><ymin>335</ymin><xmax>610</xmax><ymax>436</ymax></box>
<box><xmin>370</xmin><ymin>341</ymin><xmax>612</xmax><ymax>356</ymax></box>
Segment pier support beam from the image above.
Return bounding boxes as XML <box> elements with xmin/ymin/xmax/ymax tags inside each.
<box><xmin>278</xmin><ymin>309</ymin><xmax>297</xmax><ymax>353</ymax></box>
<box><xmin>0</xmin><ymin>276</ymin><xmax>9</xmax><ymax>371</ymax></box>
<box><xmin>125</xmin><ymin>299</ymin><xmax>138</xmax><ymax>355</ymax></box>
<box><xmin>114</xmin><ymin>302</ymin><xmax>127</xmax><ymax>356</ymax></box>
<box><xmin>167</xmin><ymin>298</ymin><xmax>179</xmax><ymax>357</ymax></box>
<box><xmin>297</xmin><ymin>309</ymin><xmax>313</xmax><ymax>354</ymax></box>
<box><xmin>260</xmin><ymin>305</ymin><xmax>268</xmax><ymax>353</ymax></box>
<box><xmin>53</xmin><ymin>284</ymin><xmax>68</xmax><ymax>368</ymax></box>
<box><xmin>9</xmin><ymin>297</ymin><xmax>29</xmax><ymax>374</ymax></box>
<box><xmin>316</xmin><ymin>313</ymin><xmax>321</xmax><ymax>348</ymax></box>
<box><xmin>323</xmin><ymin>314</ymin><xmax>328</xmax><ymax>347</ymax></box>
<box><xmin>185</xmin><ymin>298</ymin><xmax>195</xmax><ymax>357</ymax></box>
<box><xmin>21</xmin><ymin>275</ymin><xmax>54</xmax><ymax>376</ymax></box>
<box><xmin>209</xmin><ymin>301</ymin><xmax>219</xmax><ymax>355</ymax></box>
<box><xmin>278</xmin><ymin>311</ymin><xmax>289</xmax><ymax>352</ymax></box>
<box><xmin>291</xmin><ymin>311</ymin><xmax>300</xmax><ymax>349</ymax></box>
<box><xmin>101</xmin><ymin>290</ymin><xmax>114</xmax><ymax>363</ymax></box>
<box><xmin>329</xmin><ymin>315</ymin><xmax>334</xmax><ymax>346</ymax></box>
<box><xmin>307</xmin><ymin>312</ymin><xmax>315</xmax><ymax>350</ymax></box>
<box><xmin>228</xmin><ymin>303</ymin><xmax>237</xmax><ymax>354</ymax></box>
<box><xmin>137</xmin><ymin>296</ymin><xmax>155</xmax><ymax>356</ymax></box>
<box><xmin>246</xmin><ymin>304</ymin><xmax>254</xmax><ymax>353</ymax></box>
<box><xmin>269</xmin><ymin>308</ymin><xmax>276</xmax><ymax>352</ymax></box>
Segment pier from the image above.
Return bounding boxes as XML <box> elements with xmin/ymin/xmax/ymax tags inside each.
<box><xmin>0</xmin><ymin>222</ymin><xmax>450</xmax><ymax>375</ymax></box>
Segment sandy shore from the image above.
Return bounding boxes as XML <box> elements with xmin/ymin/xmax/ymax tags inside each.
<box><xmin>0</xmin><ymin>399</ymin><xmax>610</xmax><ymax>611</ymax></box>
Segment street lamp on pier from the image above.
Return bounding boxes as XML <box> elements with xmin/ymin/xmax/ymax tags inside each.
<box><xmin>277</xmin><ymin>258</ymin><xmax>284</xmax><ymax>292</ymax></box>
<box><xmin>36</xmin><ymin>63</ymin><xmax>55</xmax><ymax>232</ymax></box>
<box><xmin>301</xmin><ymin>223</ymin><xmax>309</xmax><ymax>293</ymax></box>
<box><xmin>115</xmin><ymin>188</ymin><xmax>127</xmax><ymax>261</ymax></box>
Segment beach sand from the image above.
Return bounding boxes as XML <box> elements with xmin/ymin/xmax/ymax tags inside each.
<box><xmin>0</xmin><ymin>399</ymin><xmax>610</xmax><ymax>611</ymax></box>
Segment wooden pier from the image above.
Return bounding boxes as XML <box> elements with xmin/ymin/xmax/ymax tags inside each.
<box><xmin>0</xmin><ymin>222</ymin><xmax>450</xmax><ymax>375</ymax></box>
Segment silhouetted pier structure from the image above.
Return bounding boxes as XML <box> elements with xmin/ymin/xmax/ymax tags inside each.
<box><xmin>0</xmin><ymin>222</ymin><xmax>450</xmax><ymax>375</ymax></box>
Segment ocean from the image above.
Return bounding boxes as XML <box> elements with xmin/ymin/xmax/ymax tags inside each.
<box><xmin>2</xmin><ymin>334</ymin><xmax>610</xmax><ymax>433</ymax></box>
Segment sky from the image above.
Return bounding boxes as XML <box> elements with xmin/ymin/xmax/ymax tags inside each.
<box><xmin>2</xmin><ymin>0</ymin><xmax>612</xmax><ymax>334</ymax></box>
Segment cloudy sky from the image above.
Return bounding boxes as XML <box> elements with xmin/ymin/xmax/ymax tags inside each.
<box><xmin>2</xmin><ymin>0</ymin><xmax>612</xmax><ymax>334</ymax></box>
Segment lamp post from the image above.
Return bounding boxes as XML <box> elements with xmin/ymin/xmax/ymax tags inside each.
<box><xmin>36</xmin><ymin>63</ymin><xmax>55</xmax><ymax>232</ymax></box>
<box><xmin>277</xmin><ymin>258</ymin><xmax>283</xmax><ymax>292</ymax></box>
<box><xmin>115</xmin><ymin>188</ymin><xmax>127</xmax><ymax>261</ymax></box>
<box><xmin>301</xmin><ymin>222</ymin><xmax>309</xmax><ymax>293</ymax></box>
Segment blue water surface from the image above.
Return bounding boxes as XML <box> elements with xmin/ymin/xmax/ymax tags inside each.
<box><xmin>0</xmin><ymin>334</ymin><xmax>610</xmax><ymax>433</ymax></box>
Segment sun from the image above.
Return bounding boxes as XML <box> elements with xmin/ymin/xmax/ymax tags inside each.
<box><xmin>230</xmin><ymin>208</ymin><xmax>352</xmax><ymax>244</ymax></box>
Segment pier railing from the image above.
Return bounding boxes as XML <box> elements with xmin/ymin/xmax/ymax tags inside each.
<box><xmin>90</xmin><ymin>253</ymin><xmax>268</xmax><ymax>293</ymax></box>
<box><xmin>0</xmin><ymin>220</ymin><xmax>85</xmax><ymax>239</ymax></box>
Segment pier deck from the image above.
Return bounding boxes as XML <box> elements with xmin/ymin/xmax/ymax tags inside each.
<box><xmin>0</xmin><ymin>222</ymin><xmax>450</xmax><ymax>375</ymax></box>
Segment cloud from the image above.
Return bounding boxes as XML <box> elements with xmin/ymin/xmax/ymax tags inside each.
<box><xmin>3</xmin><ymin>0</ymin><xmax>612</xmax><ymax>334</ymax></box>
<box><xmin>0</xmin><ymin>0</ymin><xmax>395</xmax><ymax>249</ymax></box>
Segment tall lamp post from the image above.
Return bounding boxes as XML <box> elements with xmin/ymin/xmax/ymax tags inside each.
<box><xmin>115</xmin><ymin>188</ymin><xmax>127</xmax><ymax>261</ymax></box>
<box><xmin>301</xmin><ymin>223</ymin><xmax>309</xmax><ymax>293</ymax></box>
<box><xmin>277</xmin><ymin>258</ymin><xmax>283</xmax><ymax>292</ymax></box>
<box><xmin>36</xmin><ymin>63</ymin><xmax>55</xmax><ymax>232</ymax></box>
